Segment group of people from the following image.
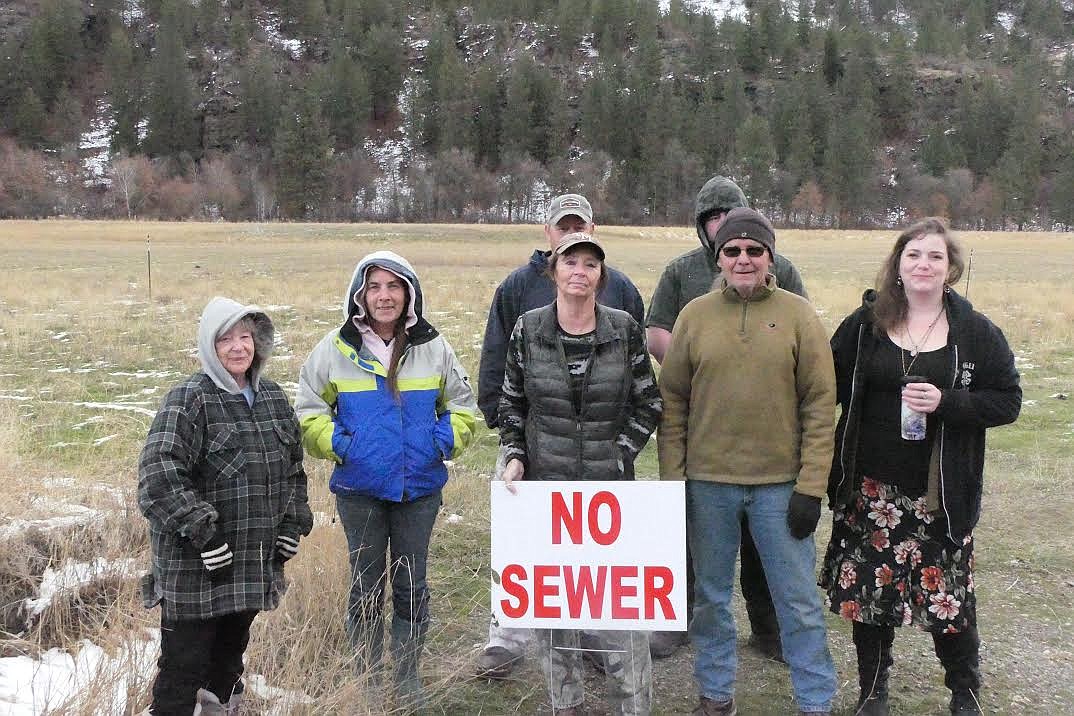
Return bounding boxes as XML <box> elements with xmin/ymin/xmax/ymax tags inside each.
<box><xmin>137</xmin><ymin>175</ymin><xmax>1020</xmax><ymax>716</ymax></box>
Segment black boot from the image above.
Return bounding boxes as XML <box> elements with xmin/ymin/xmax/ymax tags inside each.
<box><xmin>391</xmin><ymin>617</ymin><xmax>429</xmax><ymax>713</ymax></box>
<box><xmin>933</xmin><ymin>626</ymin><xmax>981</xmax><ymax>715</ymax></box>
<box><xmin>852</xmin><ymin>622</ymin><xmax>893</xmax><ymax>716</ymax></box>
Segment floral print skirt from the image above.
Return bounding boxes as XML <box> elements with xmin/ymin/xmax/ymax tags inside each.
<box><xmin>819</xmin><ymin>477</ymin><xmax>976</xmax><ymax>633</ymax></box>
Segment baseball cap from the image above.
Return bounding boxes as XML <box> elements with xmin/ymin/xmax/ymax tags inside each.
<box><xmin>546</xmin><ymin>194</ymin><xmax>593</xmax><ymax>226</ymax></box>
<box><xmin>553</xmin><ymin>232</ymin><xmax>605</xmax><ymax>260</ymax></box>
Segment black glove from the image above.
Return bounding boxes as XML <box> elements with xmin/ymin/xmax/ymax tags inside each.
<box><xmin>275</xmin><ymin>534</ymin><xmax>300</xmax><ymax>564</ymax></box>
<box><xmin>200</xmin><ymin>534</ymin><xmax>234</xmax><ymax>577</ymax></box>
<box><xmin>787</xmin><ymin>492</ymin><xmax>822</xmax><ymax>540</ymax></box>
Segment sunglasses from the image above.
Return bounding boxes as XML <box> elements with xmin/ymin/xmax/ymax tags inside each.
<box><xmin>721</xmin><ymin>245</ymin><xmax>766</xmax><ymax>258</ymax></box>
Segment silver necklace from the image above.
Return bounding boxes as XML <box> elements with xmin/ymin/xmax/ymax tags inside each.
<box><xmin>903</xmin><ymin>306</ymin><xmax>946</xmax><ymax>357</ymax></box>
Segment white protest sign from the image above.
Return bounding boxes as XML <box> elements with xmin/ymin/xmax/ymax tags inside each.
<box><xmin>490</xmin><ymin>480</ymin><xmax>686</xmax><ymax>631</ymax></box>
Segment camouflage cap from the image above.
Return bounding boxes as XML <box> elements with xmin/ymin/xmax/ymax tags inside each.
<box><xmin>546</xmin><ymin>193</ymin><xmax>593</xmax><ymax>226</ymax></box>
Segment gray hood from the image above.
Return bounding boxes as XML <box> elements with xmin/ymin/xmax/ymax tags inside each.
<box><xmin>344</xmin><ymin>250</ymin><xmax>422</xmax><ymax>331</ymax></box>
<box><xmin>694</xmin><ymin>175</ymin><xmax>749</xmax><ymax>250</ymax></box>
<box><xmin>197</xmin><ymin>296</ymin><xmax>274</xmax><ymax>393</ymax></box>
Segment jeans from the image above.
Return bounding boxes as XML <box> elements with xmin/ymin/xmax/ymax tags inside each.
<box><xmin>151</xmin><ymin>610</ymin><xmax>257</xmax><ymax>715</ymax></box>
<box><xmin>336</xmin><ymin>491</ymin><xmax>441</xmax><ymax>647</ymax></box>
<box><xmin>687</xmin><ymin>480</ymin><xmax>835</xmax><ymax>713</ymax></box>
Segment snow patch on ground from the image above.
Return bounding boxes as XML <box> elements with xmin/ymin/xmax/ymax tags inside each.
<box><xmin>25</xmin><ymin>558</ymin><xmax>142</xmax><ymax>618</ymax></box>
<box><xmin>996</xmin><ymin>12</ymin><xmax>1016</xmax><ymax>33</ymax></box>
<box><xmin>0</xmin><ymin>635</ymin><xmax>158</xmax><ymax>715</ymax></box>
<box><xmin>0</xmin><ymin>503</ymin><xmax>103</xmax><ymax>540</ymax></box>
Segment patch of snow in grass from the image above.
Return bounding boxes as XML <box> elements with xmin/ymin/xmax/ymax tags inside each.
<box><xmin>996</xmin><ymin>12</ymin><xmax>1016</xmax><ymax>33</ymax></box>
<box><xmin>72</xmin><ymin>402</ymin><xmax>156</xmax><ymax>418</ymax></box>
<box><xmin>0</xmin><ymin>395</ymin><xmax>33</xmax><ymax>401</ymax></box>
<box><xmin>245</xmin><ymin>674</ymin><xmax>316</xmax><ymax>714</ymax></box>
<box><xmin>0</xmin><ymin>634</ymin><xmax>158</xmax><ymax>716</ymax></box>
<box><xmin>0</xmin><ymin>506</ymin><xmax>102</xmax><ymax>540</ymax></box>
<box><xmin>25</xmin><ymin>558</ymin><xmax>142</xmax><ymax>618</ymax></box>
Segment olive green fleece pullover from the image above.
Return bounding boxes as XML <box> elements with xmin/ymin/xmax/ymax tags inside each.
<box><xmin>657</xmin><ymin>275</ymin><xmax>835</xmax><ymax>498</ymax></box>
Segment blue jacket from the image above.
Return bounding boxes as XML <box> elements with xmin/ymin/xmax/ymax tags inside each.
<box><xmin>296</xmin><ymin>253</ymin><xmax>478</xmax><ymax>502</ymax></box>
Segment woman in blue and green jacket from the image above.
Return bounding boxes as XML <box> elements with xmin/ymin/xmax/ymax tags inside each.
<box><xmin>296</xmin><ymin>250</ymin><xmax>477</xmax><ymax>707</ymax></box>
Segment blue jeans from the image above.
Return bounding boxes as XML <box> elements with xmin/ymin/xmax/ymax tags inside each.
<box><xmin>336</xmin><ymin>491</ymin><xmax>441</xmax><ymax>641</ymax></box>
<box><xmin>687</xmin><ymin>480</ymin><xmax>835</xmax><ymax>712</ymax></box>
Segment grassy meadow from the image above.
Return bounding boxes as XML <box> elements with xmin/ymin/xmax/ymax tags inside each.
<box><xmin>0</xmin><ymin>220</ymin><xmax>1071</xmax><ymax>714</ymax></box>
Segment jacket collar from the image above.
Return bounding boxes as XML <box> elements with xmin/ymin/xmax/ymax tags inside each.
<box><xmin>532</xmin><ymin>302</ymin><xmax>623</xmax><ymax>345</ymax></box>
<box><xmin>716</xmin><ymin>273</ymin><xmax>778</xmax><ymax>303</ymax></box>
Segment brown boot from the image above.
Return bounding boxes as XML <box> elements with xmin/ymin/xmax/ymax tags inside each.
<box><xmin>693</xmin><ymin>696</ymin><xmax>736</xmax><ymax>715</ymax></box>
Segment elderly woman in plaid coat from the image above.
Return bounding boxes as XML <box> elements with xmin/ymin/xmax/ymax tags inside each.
<box><xmin>138</xmin><ymin>297</ymin><xmax>313</xmax><ymax>716</ymax></box>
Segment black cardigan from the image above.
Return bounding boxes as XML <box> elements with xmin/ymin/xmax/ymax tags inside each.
<box><xmin>828</xmin><ymin>288</ymin><xmax>1021</xmax><ymax>542</ymax></box>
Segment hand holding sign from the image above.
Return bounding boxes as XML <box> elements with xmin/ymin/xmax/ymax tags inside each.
<box><xmin>501</xmin><ymin>458</ymin><xmax>524</xmax><ymax>494</ymax></box>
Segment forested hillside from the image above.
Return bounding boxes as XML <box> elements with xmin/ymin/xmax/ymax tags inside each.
<box><xmin>0</xmin><ymin>0</ymin><xmax>1072</xmax><ymax>228</ymax></box>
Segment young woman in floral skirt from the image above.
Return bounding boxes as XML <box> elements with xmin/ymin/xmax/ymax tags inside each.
<box><xmin>820</xmin><ymin>218</ymin><xmax>1021</xmax><ymax>716</ymax></box>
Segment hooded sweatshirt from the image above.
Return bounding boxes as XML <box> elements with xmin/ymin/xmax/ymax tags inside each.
<box><xmin>138</xmin><ymin>298</ymin><xmax>313</xmax><ymax>621</ymax></box>
<box><xmin>296</xmin><ymin>251</ymin><xmax>478</xmax><ymax>502</ymax></box>
<box><xmin>197</xmin><ymin>296</ymin><xmax>274</xmax><ymax>395</ymax></box>
<box><xmin>645</xmin><ymin>181</ymin><xmax>806</xmax><ymax>332</ymax></box>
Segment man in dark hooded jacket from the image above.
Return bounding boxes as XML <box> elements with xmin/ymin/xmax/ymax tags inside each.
<box><xmin>644</xmin><ymin>176</ymin><xmax>806</xmax><ymax>660</ymax></box>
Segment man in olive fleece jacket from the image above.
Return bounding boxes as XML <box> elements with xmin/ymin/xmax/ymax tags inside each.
<box><xmin>657</xmin><ymin>208</ymin><xmax>837</xmax><ymax>716</ymax></box>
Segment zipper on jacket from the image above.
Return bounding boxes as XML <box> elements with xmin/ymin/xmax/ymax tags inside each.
<box><xmin>739</xmin><ymin>299</ymin><xmax>749</xmax><ymax>335</ymax></box>
<box><xmin>836</xmin><ymin>323</ymin><xmax>866</xmax><ymax>501</ymax></box>
<box><xmin>398</xmin><ymin>344</ymin><xmax>414</xmax><ymax>502</ymax></box>
<box><xmin>939</xmin><ymin>342</ymin><xmax>959</xmax><ymax>542</ymax></box>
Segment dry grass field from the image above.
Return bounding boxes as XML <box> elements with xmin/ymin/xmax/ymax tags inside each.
<box><xmin>0</xmin><ymin>220</ymin><xmax>1071</xmax><ymax>715</ymax></box>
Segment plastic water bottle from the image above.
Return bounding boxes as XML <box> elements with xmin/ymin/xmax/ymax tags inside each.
<box><xmin>900</xmin><ymin>375</ymin><xmax>927</xmax><ymax>441</ymax></box>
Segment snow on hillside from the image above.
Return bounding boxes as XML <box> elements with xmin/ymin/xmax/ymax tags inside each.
<box><xmin>659</xmin><ymin>0</ymin><xmax>748</xmax><ymax>21</ymax></box>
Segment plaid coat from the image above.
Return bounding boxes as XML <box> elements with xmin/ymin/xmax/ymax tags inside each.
<box><xmin>138</xmin><ymin>372</ymin><xmax>314</xmax><ymax>621</ymax></box>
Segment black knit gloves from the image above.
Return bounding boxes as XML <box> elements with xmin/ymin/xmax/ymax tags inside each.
<box><xmin>276</xmin><ymin>534</ymin><xmax>300</xmax><ymax>564</ymax></box>
<box><xmin>787</xmin><ymin>492</ymin><xmax>822</xmax><ymax>540</ymax></box>
<box><xmin>200</xmin><ymin>534</ymin><xmax>234</xmax><ymax>577</ymax></box>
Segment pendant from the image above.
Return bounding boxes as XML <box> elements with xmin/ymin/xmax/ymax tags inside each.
<box><xmin>910</xmin><ymin>348</ymin><xmax>917</xmax><ymax>356</ymax></box>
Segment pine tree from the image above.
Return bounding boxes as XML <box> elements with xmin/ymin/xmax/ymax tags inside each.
<box><xmin>955</xmin><ymin>74</ymin><xmax>1011</xmax><ymax>176</ymax></box>
<box><xmin>432</xmin><ymin>35</ymin><xmax>470</xmax><ymax>151</ymax></box>
<box><xmin>879</xmin><ymin>32</ymin><xmax>915</xmax><ymax>138</ymax></box>
<box><xmin>554</xmin><ymin>0</ymin><xmax>589</xmax><ymax>57</ymax></box>
<box><xmin>735</xmin><ymin>114</ymin><xmax>777</xmax><ymax>209</ymax></box>
<box><xmin>319</xmin><ymin>39</ymin><xmax>370</xmax><ymax>147</ymax></box>
<box><xmin>49</xmin><ymin>85</ymin><xmax>83</xmax><ymax>144</ymax></box>
<box><xmin>273</xmin><ymin>94</ymin><xmax>333</xmax><ymax>219</ymax></box>
<box><xmin>822</xmin><ymin>106</ymin><xmax>875</xmax><ymax>225</ymax></box>
<box><xmin>239</xmin><ymin>49</ymin><xmax>282</xmax><ymax>146</ymax></box>
<box><xmin>717</xmin><ymin>64</ymin><xmax>750</xmax><ymax>160</ymax></box>
<box><xmin>13</xmin><ymin>87</ymin><xmax>48</xmax><ymax>146</ymax></box>
<box><xmin>920</xmin><ymin>127</ymin><xmax>965</xmax><ymax>177</ymax></box>
<box><xmin>143</xmin><ymin>0</ymin><xmax>199</xmax><ymax>158</ymax></box>
<box><xmin>105</xmin><ymin>27</ymin><xmax>141</xmax><ymax>153</ymax></box>
<box><xmin>796</xmin><ymin>0</ymin><xmax>812</xmax><ymax>47</ymax></box>
<box><xmin>22</xmin><ymin>0</ymin><xmax>83</xmax><ymax>107</ymax></box>
<box><xmin>362</xmin><ymin>24</ymin><xmax>405</xmax><ymax>120</ymax></box>
<box><xmin>470</xmin><ymin>64</ymin><xmax>503</xmax><ymax>168</ymax></box>
<box><xmin>822</xmin><ymin>29</ymin><xmax>842</xmax><ymax>86</ymax></box>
